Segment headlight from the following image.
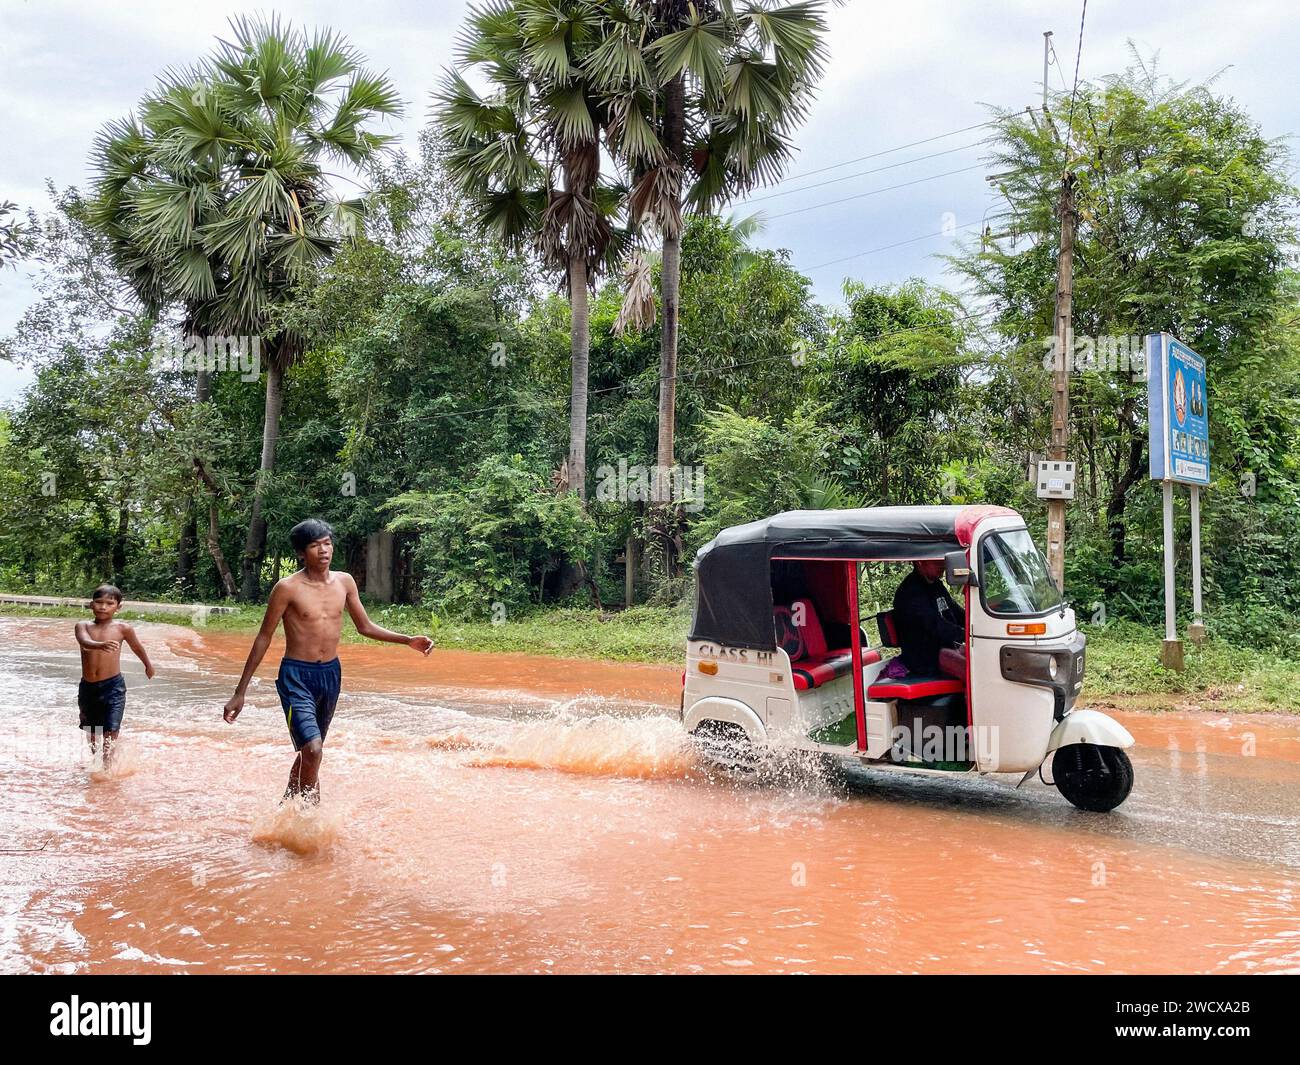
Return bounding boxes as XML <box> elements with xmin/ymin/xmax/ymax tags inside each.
<box><xmin>999</xmin><ymin>644</ymin><xmax>1079</xmax><ymax>691</ymax></box>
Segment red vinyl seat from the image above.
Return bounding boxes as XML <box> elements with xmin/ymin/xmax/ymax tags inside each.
<box><xmin>777</xmin><ymin>597</ymin><xmax>882</xmax><ymax>691</ymax></box>
<box><xmin>866</xmin><ymin>676</ymin><xmax>965</xmax><ymax>700</ymax></box>
<box><xmin>868</xmin><ymin>609</ymin><xmax>966</xmax><ymax>700</ymax></box>
<box><xmin>792</xmin><ymin>648</ymin><xmax>882</xmax><ymax>691</ymax></box>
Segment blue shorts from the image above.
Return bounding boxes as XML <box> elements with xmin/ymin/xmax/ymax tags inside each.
<box><xmin>275</xmin><ymin>658</ymin><xmax>341</xmax><ymax>750</ymax></box>
<box><xmin>79</xmin><ymin>674</ymin><xmax>126</xmax><ymax>733</ymax></box>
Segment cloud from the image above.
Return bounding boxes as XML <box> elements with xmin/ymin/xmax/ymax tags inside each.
<box><xmin>1</xmin><ymin>0</ymin><xmax>1297</xmax><ymax>401</ymax></box>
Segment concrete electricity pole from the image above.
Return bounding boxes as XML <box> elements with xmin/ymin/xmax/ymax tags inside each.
<box><xmin>1046</xmin><ymin>171</ymin><xmax>1076</xmax><ymax>592</ymax></box>
<box><xmin>1038</xmin><ymin>25</ymin><xmax>1077</xmax><ymax>594</ymax></box>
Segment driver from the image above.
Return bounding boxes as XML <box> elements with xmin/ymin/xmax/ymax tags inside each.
<box><xmin>893</xmin><ymin>559</ymin><xmax>966</xmax><ymax>680</ymax></box>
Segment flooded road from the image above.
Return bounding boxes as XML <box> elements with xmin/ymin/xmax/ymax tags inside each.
<box><xmin>2</xmin><ymin>617</ymin><xmax>1298</xmax><ymax>974</ymax></box>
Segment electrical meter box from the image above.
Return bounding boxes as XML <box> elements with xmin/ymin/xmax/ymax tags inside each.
<box><xmin>1033</xmin><ymin>460</ymin><xmax>1076</xmax><ymax>499</ymax></box>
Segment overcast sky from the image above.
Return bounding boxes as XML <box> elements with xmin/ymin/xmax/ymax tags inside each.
<box><xmin>2</xmin><ymin>0</ymin><xmax>1298</xmax><ymax>401</ymax></box>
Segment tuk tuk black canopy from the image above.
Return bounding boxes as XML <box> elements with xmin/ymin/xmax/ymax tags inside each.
<box><xmin>689</xmin><ymin>506</ymin><xmax>1015</xmax><ymax>651</ymax></box>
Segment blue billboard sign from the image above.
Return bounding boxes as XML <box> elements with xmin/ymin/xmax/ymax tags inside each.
<box><xmin>1147</xmin><ymin>333</ymin><xmax>1210</xmax><ymax>485</ymax></box>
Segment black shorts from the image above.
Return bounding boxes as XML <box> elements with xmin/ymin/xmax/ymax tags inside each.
<box><xmin>78</xmin><ymin>674</ymin><xmax>127</xmax><ymax>733</ymax></box>
<box><xmin>275</xmin><ymin>657</ymin><xmax>342</xmax><ymax>750</ymax></box>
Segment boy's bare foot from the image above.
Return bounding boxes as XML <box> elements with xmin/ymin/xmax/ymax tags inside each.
<box><xmin>281</xmin><ymin>783</ymin><xmax>321</xmax><ymax>806</ymax></box>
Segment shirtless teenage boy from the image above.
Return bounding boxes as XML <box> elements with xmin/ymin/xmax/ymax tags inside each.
<box><xmin>74</xmin><ymin>584</ymin><xmax>156</xmax><ymax>766</ymax></box>
<box><xmin>222</xmin><ymin>519</ymin><xmax>433</xmax><ymax>802</ymax></box>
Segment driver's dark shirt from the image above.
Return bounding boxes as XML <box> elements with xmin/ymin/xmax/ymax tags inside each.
<box><xmin>893</xmin><ymin>569</ymin><xmax>966</xmax><ymax>675</ymax></box>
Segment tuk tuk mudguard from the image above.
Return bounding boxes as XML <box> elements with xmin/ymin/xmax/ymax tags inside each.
<box><xmin>1044</xmin><ymin>709</ymin><xmax>1135</xmax><ymax>757</ymax></box>
<box><xmin>682</xmin><ymin>696</ymin><xmax>768</xmax><ymax>746</ymax></box>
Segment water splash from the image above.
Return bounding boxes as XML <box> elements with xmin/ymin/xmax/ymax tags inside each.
<box><xmin>251</xmin><ymin>795</ymin><xmax>344</xmax><ymax>856</ymax></box>
<box><xmin>469</xmin><ymin>714</ymin><xmax>696</xmax><ymax>779</ymax></box>
<box><xmin>88</xmin><ymin>739</ymin><xmax>141</xmax><ymax>783</ymax></box>
<box><xmin>426</xmin><ymin>732</ymin><xmax>484</xmax><ymax>752</ymax></box>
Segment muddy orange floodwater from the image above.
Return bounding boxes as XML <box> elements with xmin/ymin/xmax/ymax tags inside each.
<box><xmin>2</xmin><ymin>617</ymin><xmax>1298</xmax><ymax>974</ymax></box>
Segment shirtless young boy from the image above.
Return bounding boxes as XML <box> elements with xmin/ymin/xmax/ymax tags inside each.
<box><xmin>222</xmin><ymin>519</ymin><xmax>434</xmax><ymax>802</ymax></box>
<box><xmin>74</xmin><ymin>584</ymin><xmax>156</xmax><ymax>766</ymax></box>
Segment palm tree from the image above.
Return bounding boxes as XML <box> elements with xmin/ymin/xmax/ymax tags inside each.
<box><xmin>599</xmin><ymin>1</ymin><xmax>830</xmax><ymax>486</ymax></box>
<box><xmin>209</xmin><ymin>18</ymin><xmax>402</xmax><ymax>599</ymax></box>
<box><xmin>89</xmin><ymin>75</ymin><xmax>240</xmax><ymax>594</ymax></box>
<box><xmin>435</xmin><ymin>0</ymin><xmax>628</xmax><ymax>502</ymax></box>
<box><xmin>91</xmin><ymin>17</ymin><xmax>403</xmax><ymax>600</ymax></box>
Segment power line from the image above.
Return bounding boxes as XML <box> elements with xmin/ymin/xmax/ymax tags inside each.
<box><xmin>741</xmin><ymin>139</ymin><xmax>990</xmax><ymax>206</ymax></box>
<box><xmin>1047</xmin><ymin>37</ymin><xmax>1070</xmax><ymax>94</ymax></box>
<box><xmin>761</xmin><ymin>108</ymin><xmax>1044</xmax><ymax>188</ymax></box>
<box><xmin>805</xmin><ymin>219</ymin><xmax>987</xmax><ymax>272</ymax></box>
<box><xmin>1065</xmin><ymin>0</ymin><xmax>1089</xmax><ymax>150</ymax></box>
<box><xmin>766</xmin><ymin>163</ymin><xmax>991</xmax><ymax>220</ymax></box>
<box><xmin>765</xmin><ymin>159</ymin><xmax>1045</xmax><ymax>222</ymax></box>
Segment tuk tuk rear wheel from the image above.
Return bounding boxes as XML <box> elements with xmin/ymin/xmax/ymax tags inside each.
<box><xmin>1053</xmin><ymin>743</ymin><xmax>1133</xmax><ymax>812</ymax></box>
<box><xmin>691</xmin><ymin>720</ymin><xmax>758</xmax><ymax>770</ymax></box>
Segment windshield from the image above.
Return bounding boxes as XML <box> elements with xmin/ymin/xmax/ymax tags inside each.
<box><xmin>980</xmin><ymin>529</ymin><xmax>1063</xmax><ymax>616</ymax></box>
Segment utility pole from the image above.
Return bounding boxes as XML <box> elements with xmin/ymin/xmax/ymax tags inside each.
<box><xmin>1037</xmin><ymin>25</ymin><xmax>1075</xmax><ymax>594</ymax></box>
<box><xmin>1046</xmin><ymin>170</ymin><xmax>1076</xmax><ymax>592</ymax></box>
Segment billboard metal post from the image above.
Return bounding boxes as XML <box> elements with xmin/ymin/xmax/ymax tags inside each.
<box><xmin>1188</xmin><ymin>486</ymin><xmax>1205</xmax><ymax>644</ymax></box>
<box><xmin>1161</xmin><ymin>481</ymin><xmax>1183</xmax><ymax>670</ymax></box>
<box><xmin>1147</xmin><ymin>333</ymin><xmax>1209</xmax><ymax>672</ymax></box>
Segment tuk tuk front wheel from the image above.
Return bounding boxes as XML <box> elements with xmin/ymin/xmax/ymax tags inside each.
<box><xmin>1053</xmin><ymin>743</ymin><xmax>1134</xmax><ymax>812</ymax></box>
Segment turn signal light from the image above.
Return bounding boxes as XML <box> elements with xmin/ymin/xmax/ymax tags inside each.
<box><xmin>698</xmin><ymin>661</ymin><xmax>719</xmax><ymax>675</ymax></box>
<box><xmin>1007</xmin><ymin>622</ymin><xmax>1047</xmax><ymax>635</ymax></box>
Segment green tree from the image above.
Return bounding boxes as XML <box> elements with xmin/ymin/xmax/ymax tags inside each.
<box><xmin>815</xmin><ymin>279</ymin><xmax>970</xmax><ymax>504</ymax></box>
<box><xmin>0</xmin><ymin>201</ymin><xmax>26</xmax><ymax>270</ymax></box>
<box><xmin>386</xmin><ymin>453</ymin><xmax>598</xmax><ymax>616</ymax></box>
<box><xmin>0</xmin><ymin>321</ymin><xmax>183</xmax><ymax>591</ymax></box>
<box><xmin>89</xmin><ymin>16</ymin><xmax>403</xmax><ymax>600</ymax></box>
<box><xmin>690</xmin><ymin>402</ymin><xmax>859</xmax><ymax>549</ymax></box>
<box><xmin>954</xmin><ymin>52</ymin><xmax>1300</xmax><ymax>614</ymax></box>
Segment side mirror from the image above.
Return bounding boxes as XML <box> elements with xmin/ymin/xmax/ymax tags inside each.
<box><xmin>945</xmin><ymin>549</ymin><xmax>977</xmax><ymax>587</ymax></box>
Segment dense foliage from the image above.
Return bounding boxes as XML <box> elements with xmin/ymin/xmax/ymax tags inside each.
<box><xmin>1</xmin><ymin>42</ymin><xmax>1297</xmax><ymax>659</ymax></box>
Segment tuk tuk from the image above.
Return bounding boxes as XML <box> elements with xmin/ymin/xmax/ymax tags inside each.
<box><xmin>682</xmin><ymin>505</ymin><xmax>1135</xmax><ymax>811</ymax></box>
